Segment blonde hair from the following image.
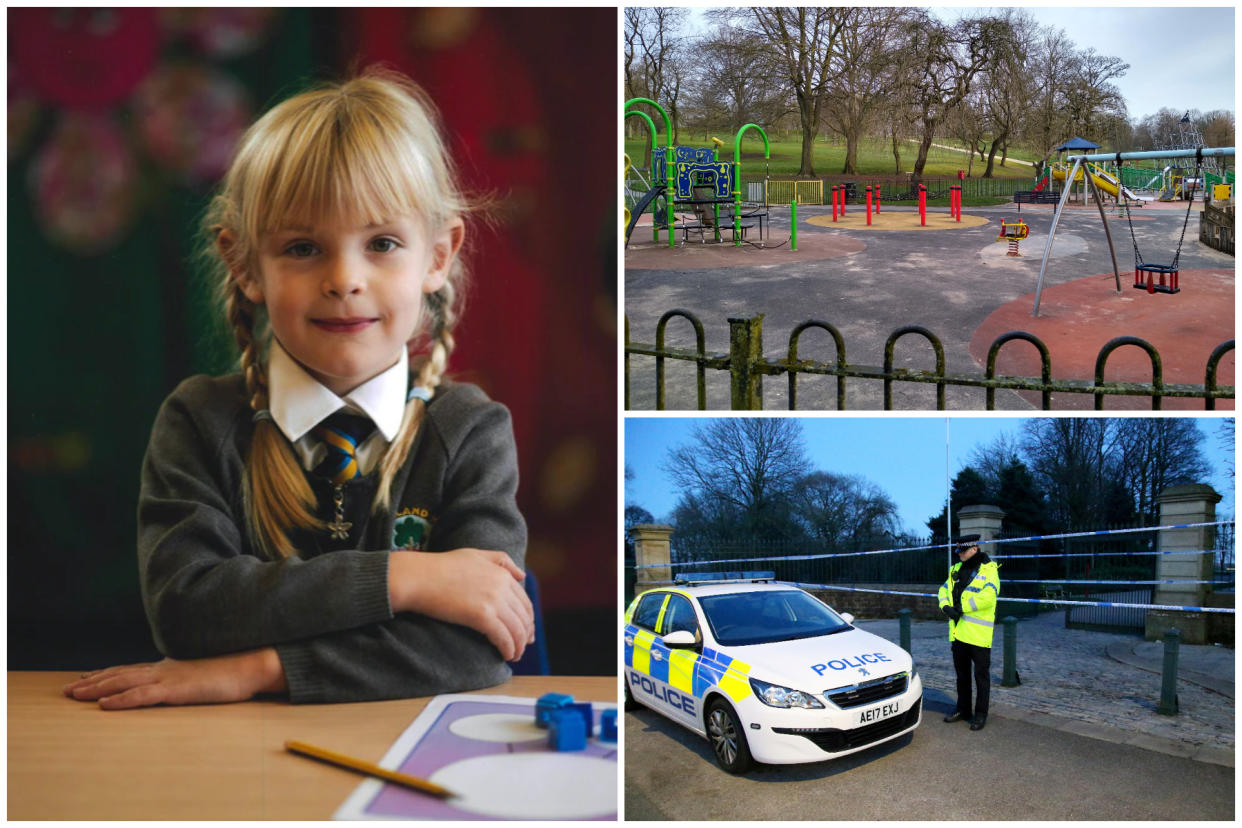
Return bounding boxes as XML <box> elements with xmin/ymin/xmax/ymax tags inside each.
<box><xmin>205</xmin><ymin>69</ymin><xmax>469</xmax><ymax>559</ymax></box>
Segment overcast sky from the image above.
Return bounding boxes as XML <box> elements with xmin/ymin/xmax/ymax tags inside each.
<box><xmin>683</xmin><ymin>5</ymin><xmax>1235</xmax><ymax>120</ymax></box>
<box><xmin>625</xmin><ymin>416</ymin><xmax>1235</xmax><ymax>536</ymax></box>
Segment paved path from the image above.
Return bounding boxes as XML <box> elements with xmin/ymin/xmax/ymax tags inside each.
<box><xmin>857</xmin><ymin>612</ymin><xmax>1234</xmax><ymax>766</ymax></box>
<box><xmin>904</xmin><ymin>138</ymin><xmax>1036</xmax><ymax>167</ymax></box>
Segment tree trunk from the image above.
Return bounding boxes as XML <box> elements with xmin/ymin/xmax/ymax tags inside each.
<box><xmin>983</xmin><ymin>128</ymin><xmax>1007</xmax><ymax>178</ymax></box>
<box><xmin>842</xmin><ymin>125</ymin><xmax>860</xmax><ymax>174</ymax></box>
<box><xmin>890</xmin><ymin>128</ymin><xmax>902</xmax><ymax>175</ymax></box>
<box><xmin>911</xmin><ymin>114</ymin><xmax>937</xmax><ymax>186</ymax></box>
<box><xmin>796</xmin><ymin>90</ymin><xmax>817</xmax><ymax>177</ymax></box>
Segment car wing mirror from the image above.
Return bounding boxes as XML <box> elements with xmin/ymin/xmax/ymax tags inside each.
<box><xmin>840</xmin><ymin>612</ymin><xmax>855</xmax><ymax>625</ymax></box>
<box><xmin>662</xmin><ymin>630</ymin><xmax>698</xmax><ymax>649</ymax></box>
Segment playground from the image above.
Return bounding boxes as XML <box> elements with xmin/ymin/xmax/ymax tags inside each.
<box><xmin>624</xmin><ymin>100</ymin><xmax>1234</xmax><ymax>411</ymax></box>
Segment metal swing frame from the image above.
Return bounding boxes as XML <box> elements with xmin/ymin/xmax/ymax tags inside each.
<box><xmin>1031</xmin><ymin>146</ymin><xmax>1235</xmax><ymax>316</ymax></box>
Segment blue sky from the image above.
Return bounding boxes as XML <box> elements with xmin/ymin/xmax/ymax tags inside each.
<box><xmin>685</xmin><ymin>6</ymin><xmax>1235</xmax><ymax>119</ymax></box>
<box><xmin>625</xmin><ymin>416</ymin><xmax>1235</xmax><ymax>535</ymax></box>
<box><xmin>946</xmin><ymin>6</ymin><xmax>1236</xmax><ymax>119</ymax></box>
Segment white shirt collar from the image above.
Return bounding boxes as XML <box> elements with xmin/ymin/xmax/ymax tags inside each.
<box><xmin>267</xmin><ymin>339</ymin><xmax>408</xmax><ymax>443</ymax></box>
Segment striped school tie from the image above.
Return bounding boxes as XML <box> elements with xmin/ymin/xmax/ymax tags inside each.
<box><xmin>312</xmin><ymin>412</ymin><xmax>376</xmax><ymax>484</ymax></box>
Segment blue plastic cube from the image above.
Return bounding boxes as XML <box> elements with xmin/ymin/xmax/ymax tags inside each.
<box><xmin>548</xmin><ymin>708</ymin><xmax>587</xmax><ymax>751</ymax></box>
<box><xmin>567</xmin><ymin>701</ymin><xmax>594</xmax><ymax>735</ymax></box>
<box><xmin>535</xmin><ymin>692</ymin><xmax>574</xmax><ymax>729</ymax></box>
<box><xmin>600</xmin><ymin>709</ymin><xmax>617</xmax><ymax>742</ymax></box>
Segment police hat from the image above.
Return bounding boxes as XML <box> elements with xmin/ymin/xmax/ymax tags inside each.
<box><xmin>953</xmin><ymin>534</ymin><xmax>981</xmax><ymax>552</ymax></box>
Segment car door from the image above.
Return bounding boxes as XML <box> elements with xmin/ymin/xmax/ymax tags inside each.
<box><xmin>657</xmin><ymin>593</ymin><xmax>704</xmax><ymax>729</ymax></box>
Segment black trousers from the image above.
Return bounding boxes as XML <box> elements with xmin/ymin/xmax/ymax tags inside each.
<box><xmin>951</xmin><ymin>639</ymin><xmax>991</xmax><ymax>718</ymax></box>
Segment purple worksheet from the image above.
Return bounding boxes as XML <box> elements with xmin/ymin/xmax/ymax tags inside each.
<box><xmin>334</xmin><ymin>694</ymin><xmax>618</xmax><ymax>820</ymax></box>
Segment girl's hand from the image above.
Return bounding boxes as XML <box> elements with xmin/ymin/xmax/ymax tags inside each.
<box><xmin>390</xmin><ymin>548</ymin><xmax>535</xmax><ymax>662</ymax></box>
<box><xmin>62</xmin><ymin>648</ymin><xmax>286</xmax><ymax>710</ymax></box>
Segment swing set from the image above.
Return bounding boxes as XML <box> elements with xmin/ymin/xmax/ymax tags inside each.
<box><xmin>1031</xmin><ymin>145</ymin><xmax>1235</xmax><ymax>316</ymax></box>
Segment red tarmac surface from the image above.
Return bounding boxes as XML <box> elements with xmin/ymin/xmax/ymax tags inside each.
<box><xmin>970</xmin><ymin>268</ymin><xmax>1234</xmax><ymax>410</ymax></box>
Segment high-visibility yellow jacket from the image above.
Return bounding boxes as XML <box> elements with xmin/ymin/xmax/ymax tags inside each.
<box><xmin>938</xmin><ymin>560</ymin><xmax>1000</xmax><ymax>648</ymax></box>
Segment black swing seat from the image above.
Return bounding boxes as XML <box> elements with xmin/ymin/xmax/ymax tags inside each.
<box><xmin>1133</xmin><ymin>262</ymin><xmax>1180</xmax><ymax>294</ymax></box>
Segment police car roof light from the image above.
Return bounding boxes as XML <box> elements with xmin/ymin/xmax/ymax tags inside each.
<box><xmin>675</xmin><ymin>570</ymin><xmax>777</xmax><ymax>585</ymax></box>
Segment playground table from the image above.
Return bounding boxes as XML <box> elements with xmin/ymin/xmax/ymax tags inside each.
<box><xmin>723</xmin><ymin>208</ymin><xmax>768</xmax><ymax>240</ymax></box>
<box><xmin>679</xmin><ymin>220</ymin><xmax>757</xmax><ymax>244</ymax></box>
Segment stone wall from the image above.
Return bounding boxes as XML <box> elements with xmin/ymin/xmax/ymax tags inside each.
<box><xmin>805</xmin><ymin>584</ymin><xmax>942</xmax><ymax>621</ymax></box>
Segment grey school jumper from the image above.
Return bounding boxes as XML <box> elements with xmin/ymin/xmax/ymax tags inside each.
<box><xmin>137</xmin><ymin>373</ymin><xmax>526</xmax><ymax>703</ymax></box>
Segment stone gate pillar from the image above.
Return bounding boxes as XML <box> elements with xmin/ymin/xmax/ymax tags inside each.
<box><xmin>1146</xmin><ymin>484</ymin><xmax>1222</xmax><ymax>644</ymax></box>
<box><xmin>958</xmin><ymin>504</ymin><xmax>1006</xmax><ymax>555</ymax></box>
<box><xmin>632</xmin><ymin>524</ymin><xmax>674</xmax><ymax>590</ymax></box>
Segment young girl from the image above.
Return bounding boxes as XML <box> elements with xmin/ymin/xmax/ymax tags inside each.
<box><xmin>63</xmin><ymin>69</ymin><xmax>534</xmax><ymax>709</ymax></box>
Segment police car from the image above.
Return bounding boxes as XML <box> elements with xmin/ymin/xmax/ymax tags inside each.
<box><xmin>623</xmin><ymin>572</ymin><xmax>922</xmax><ymax>773</ymax></box>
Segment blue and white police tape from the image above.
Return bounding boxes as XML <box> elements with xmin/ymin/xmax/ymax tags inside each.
<box><xmin>773</xmin><ymin>581</ymin><xmax>1237</xmax><ymax>615</ymax></box>
<box><xmin>1003</xmin><ymin>578</ymin><xmax>1234</xmax><ymax>586</ymax></box>
<box><xmin>634</xmin><ymin>519</ymin><xmax>1232</xmax><ymax>570</ymax></box>
<box><xmin>994</xmin><ymin>549</ymin><xmax>1217</xmax><ymax>560</ymax></box>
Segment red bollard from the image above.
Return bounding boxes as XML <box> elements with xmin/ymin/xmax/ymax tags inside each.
<box><xmin>955</xmin><ymin>186</ymin><xmax>962</xmax><ymax>221</ymax></box>
<box><xmin>866</xmin><ymin>186</ymin><xmax>872</xmax><ymax>225</ymax></box>
<box><xmin>832</xmin><ymin>186</ymin><xmax>838</xmax><ymax>221</ymax></box>
<box><xmin>876</xmin><ymin>185</ymin><xmax>882</xmax><ymax>213</ymax></box>
<box><xmin>841</xmin><ymin>186</ymin><xmax>846</xmax><ymax>216</ymax></box>
<box><xmin>919</xmin><ymin>184</ymin><xmax>926</xmax><ymax>226</ymax></box>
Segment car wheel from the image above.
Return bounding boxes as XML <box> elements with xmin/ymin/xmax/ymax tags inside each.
<box><xmin>706</xmin><ymin>699</ymin><xmax>753</xmax><ymax>774</ymax></box>
<box><xmin>624</xmin><ymin>675</ymin><xmax>640</xmax><ymax>711</ymax></box>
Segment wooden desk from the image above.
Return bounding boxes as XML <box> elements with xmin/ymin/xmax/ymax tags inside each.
<box><xmin>9</xmin><ymin>672</ymin><xmax>616</xmax><ymax>820</ymax></box>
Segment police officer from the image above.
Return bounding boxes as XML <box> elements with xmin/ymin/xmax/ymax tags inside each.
<box><xmin>937</xmin><ymin>534</ymin><xmax>1000</xmax><ymax>731</ymax></box>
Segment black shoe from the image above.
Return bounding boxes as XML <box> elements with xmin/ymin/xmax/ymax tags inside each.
<box><xmin>943</xmin><ymin>712</ymin><xmax>967</xmax><ymax>723</ymax></box>
<box><xmin>970</xmin><ymin>715</ymin><xmax>987</xmax><ymax>731</ymax></box>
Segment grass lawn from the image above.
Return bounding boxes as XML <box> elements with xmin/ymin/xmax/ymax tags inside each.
<box><xmin>624</xmin><ymin>134</ymin><xmax>1039</xmax><ymax>180</ymax></box>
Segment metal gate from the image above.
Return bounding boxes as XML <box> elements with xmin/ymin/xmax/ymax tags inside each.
<box><xmin>1065</xmin><ymin>587</ymin><xmax>1153</xmax><ymax>633</ymax></box>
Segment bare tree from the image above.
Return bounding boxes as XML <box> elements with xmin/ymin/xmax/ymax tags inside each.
<box><xmin>899</xmin><ymin>11</ymin><xmax>1013</xmax><ymax>185</ymax></box>
<box><xmin>1020</xmin><ymin>419</ymin><xmax>1118</xmax><ymax>528</ymax></box>
<box><xmin>820</xmin><ymin>7</ymin><xmax>910</xmax><ymax>175</ymax></box>
<box><xmin>792</xmin><ymin>471</ymin><xmax>902</xmax><ymax>545</ymax></box>
<box><xmin>1026</xmin><ymin>24</ymin><xmax>1078</xmax><ymax>162</ymax></box>
<box><xmin>663</xmin><ymin>418</ymin><xmax>812</xmax><ymax>537</ymax></box>
<box><xmin>1063</xmin><ymin>48</ymin><xmax>1129</xmax><ymax>139</ymax></box>
<box><xmin>979</xmin><ymin>8</ymin><xmax>1038</xmax><ymax>176</ymax></box>
<box><xmin>1113</xmin><ymin>420</ymin><xmax>1211</xmax><ymax>524</ymax></box>
<box><xmin>715</xmin><ymin>7</ymin><xmax>850</xmax><ymax>177</ymax></box>
<box><xmin>624</xmin><ymin>8</ymin><xmax>691</xmax><ymax>143</ymax></box>
<box><xmin>690</xmin><ymin>22</ymin><xmax>786</xmax><ymax>136</ymax></box>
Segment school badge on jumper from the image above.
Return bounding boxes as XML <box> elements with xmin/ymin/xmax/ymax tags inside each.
<box><xmin>393</xmin><ymin>508</ymin><xmax>433</xmax><ymax>551</ymax></box>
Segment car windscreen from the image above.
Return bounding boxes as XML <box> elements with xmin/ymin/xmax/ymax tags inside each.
<box><xmin>698</xmin><ymin>590</ymin><xmax>851</xmax><ymax>646</ymax></box>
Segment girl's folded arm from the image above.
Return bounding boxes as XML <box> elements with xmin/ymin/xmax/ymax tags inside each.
<box><xmin>137</xmin><ymin>387</ymin><xmax>396</xmax><ymax>658</ymax></box>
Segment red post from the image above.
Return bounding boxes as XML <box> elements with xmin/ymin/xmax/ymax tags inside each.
<box><xmin>832</xmin><ymin>186</ymin><xmax>838</xmax><ymax>221</ymax></box>
<box><xmin>919</xmin><ymin>184</ymin><xmax>926</xmax><ymax>226</ymax></box>
<box><xmin>955</xmin><ymin>186</ymin><xmax>962</xmax><ymax>221</ymax></box>
<box><xmin>876</xmin><ymin>185</ymin><xmax>882</xmax><ymax>213</ymax></box>
<box><xmin>866</xmin><ymin>186</ymin><xmax>872</xmax><ymax>225</ymax></box>
<box><xmin>841</xmin><ymin>185</ymin><xmax>846</xmax><ymax>215</ymax></box>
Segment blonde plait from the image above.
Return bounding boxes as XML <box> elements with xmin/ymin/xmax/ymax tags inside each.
<box><xmin>225</xmin><ymin>280</ymin><xmax>325</xmax><ymax>558</ymax></box>
<box><xmin>372</xmin><ymin>278</ymin><xmax>459</xmax><ymax>512</ymax></box>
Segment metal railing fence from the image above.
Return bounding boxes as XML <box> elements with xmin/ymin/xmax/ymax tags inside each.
<box><xmin>625</xmin><ymin>311</ymin><xmax>1235</xmax><ymax>411</ymax></box>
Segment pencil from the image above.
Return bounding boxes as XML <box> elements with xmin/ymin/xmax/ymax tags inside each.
<box><xmin>284</xmin><ymin>739</ymin><xmax>457</xmax><ymax>799</ymax></box>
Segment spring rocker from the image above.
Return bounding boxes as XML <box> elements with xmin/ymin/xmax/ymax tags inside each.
<box><xmin>996</xmin><ymin>218</ymin><xmax>1029</xmax><ymax>257</ymax></box>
